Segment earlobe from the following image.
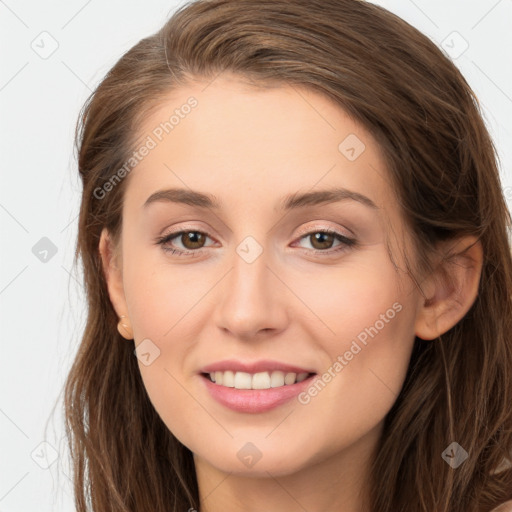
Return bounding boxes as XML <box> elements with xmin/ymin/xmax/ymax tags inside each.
<box><xmin>117</xmin><ymin>315</ymin><xmax>134</xmax><ymax>340</ymax></box>
<box><xmin>98</xmin><ymin>227</ymin><xmax>129</xmax><ymax>320</ymax></box>
<box><xmin>414</xmin><ymin>236</ymin><xmax>483</xmax><ymax>341</ymax></box>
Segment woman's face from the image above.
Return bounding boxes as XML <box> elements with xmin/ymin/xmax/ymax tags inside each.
<box><xmin>103</xmin><ymin>75</ymin><xmax>425</xmax><ymax>478</ymax></box>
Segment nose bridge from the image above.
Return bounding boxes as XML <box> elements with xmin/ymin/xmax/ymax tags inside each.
<box><xmin>232</xmin><ymin>236</ymin><xmax>269</xmax><ymax>298</ymax></box>
<box><xmin>214</xmin><ymin>234</ymin><xmax>287</xmax><ymax>337</ymax></box>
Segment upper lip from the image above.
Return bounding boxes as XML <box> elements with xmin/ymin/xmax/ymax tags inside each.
<box><xmin>200</xmin><ymin>359</ymin><xmax>316</xmax><ymax>375</ymax></box>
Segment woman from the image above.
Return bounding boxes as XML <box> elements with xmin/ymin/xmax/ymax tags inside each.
<box><xmin>64</xmin><ymin>0</ymin><xmax>512</xmax><ymax>510</ymax></box>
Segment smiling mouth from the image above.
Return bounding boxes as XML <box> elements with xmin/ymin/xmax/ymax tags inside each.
<box><xmin>201</xmin><ymin>370</ymin><xmax>316</xmax><ymax>390</ymax></box>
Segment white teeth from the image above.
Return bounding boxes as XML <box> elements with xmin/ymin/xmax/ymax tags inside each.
<box><xmin>270</xmin><ymin>370</ymin><xmax>285</xmax><ymax>387</ymax></box>
<box><xmin>208</xmin><ymin>370</ymin><xmax>311</xmax><ymax>389</ymax></box>
<box><xmin>296</xmin><ymin>372</ymin><xmax>309</xmax><ymax>382</ymax></box>
<box><xmin>284</xmin><ymin>372</ymin><xmax>296</xmax><ymax>385</ymax></box>
<box><xmin>222</xmin><ymin>370</ymin><xmax>235</xmax><ymax>387</ymax></box>
<box><xmin>234</xmin><ymin>372</ymin><xmax>252</xmax><ymax>389</ymax></box>
<box><xmin>252</xmin><ymin>372</ymin><xmax>271</xmax><ymax>389</ymax></box>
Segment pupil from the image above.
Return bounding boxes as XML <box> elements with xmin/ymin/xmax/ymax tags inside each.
<box><xmin>184</xmin><ymin>232</ymin><xmax>204</xmax><ymax>249</ymax></box>
<box><xmin>313</xmin><ymin>232</ymin><xmax>332</xmax><ymax>249</ymax></box>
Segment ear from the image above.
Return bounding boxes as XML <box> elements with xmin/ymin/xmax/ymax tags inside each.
<box><xmin>414</xmin><ymin>235</ymin><xmax>483</xmax><ymax>340</ymax></box>
<box><xmin>98</xmin><ymin>227</ymin><xmax>129</xmax><ymax>319</ymax></box>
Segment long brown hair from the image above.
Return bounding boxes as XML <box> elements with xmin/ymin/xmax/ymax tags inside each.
<box><xmin>64</xmin><ymin>0</ymin><xmax>512</xmax><ymax>510</ymax></box>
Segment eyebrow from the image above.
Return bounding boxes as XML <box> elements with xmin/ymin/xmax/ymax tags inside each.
<box><xmin>143</xmin><ymin>187</ymin><xmax>379</xmax><ymax>211</ymax></box>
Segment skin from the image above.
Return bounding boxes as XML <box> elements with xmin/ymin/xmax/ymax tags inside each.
<box><xmin>100</xmin><ymin>73</ymin><xmax>483</xmax><ymax>512</ymax></box>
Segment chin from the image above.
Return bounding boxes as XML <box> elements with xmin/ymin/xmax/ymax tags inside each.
<box><xmin>192</xmin><ymin>438</ymin><xmax>316</xmax><ymax>477</ymax></box>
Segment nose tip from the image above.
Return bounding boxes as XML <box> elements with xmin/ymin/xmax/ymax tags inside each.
<box><xmin>213</xmin><ymin>255</ymin><xmax>289</xmax><ymax>340</ymax></box>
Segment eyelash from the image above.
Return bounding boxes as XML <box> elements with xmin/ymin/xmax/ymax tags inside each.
<box><xmin>155</xmin><ymin>227</ymin><xmax>356</xmax><ymax>257</ymax></box>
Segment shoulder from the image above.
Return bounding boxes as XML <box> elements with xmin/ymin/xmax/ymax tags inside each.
<box><xmin>491</xmin><ymin>500</ymin><xmax>512</xmax><ymax>512</ymax></box>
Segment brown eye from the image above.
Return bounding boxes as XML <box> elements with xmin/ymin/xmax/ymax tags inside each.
<box><xmin>180</xmin><ymin>231</ymin><xmax>207</xmax><ymax>250</ymax></box>
<box><xmin>309</xmin><ymin>232</ymin><xmax>336</xmax><ymax>250</ymax></box>
<box><xmin>293</xmin><ymin>228</ymin><xmax>356</xmax><ymax>256</ymax></box>
<box><xmin>156</xmin><ymin>227</ymin><xmax>355</xmax><ymax>257</ymax></box>
<box><xmin>156</xmin><ymin>230</ymin><xmax>214</xmax><ymax>255</ymax></box>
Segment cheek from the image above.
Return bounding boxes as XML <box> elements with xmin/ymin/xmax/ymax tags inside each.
<box><xmin>136</xmin><ymin>361</ymin><xmax>211</xmax><ymax>454</ymax></box>
<box><xmin>123</xmin><ymin>252</ymin><xmax>206</xmax><ymax>341</ymax></box>
<box><xmin>292</xmin><ymin>255</ymin><xmax>410</xmax><ymax>350</ymax></box>
<box><xmin>121</xmin><ymin>253</ymin><xmax>216</xmax><ymax>443</ymax></box>
<box><xmin>293</xmin><ymin>259</ymin><xmax>416</xmax><ymax>421</ymax></box>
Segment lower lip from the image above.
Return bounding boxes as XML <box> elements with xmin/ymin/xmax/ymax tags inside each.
<box><xmin>200</xmin><ymin>374</ymin><xmax>317</xmax><ymax>413</ymax></box>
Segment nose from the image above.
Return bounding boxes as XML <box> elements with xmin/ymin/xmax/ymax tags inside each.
<box><xmin>213</xmin><ymin>245</ymin><xmax>289</xmax><ymax>340</ymax></box>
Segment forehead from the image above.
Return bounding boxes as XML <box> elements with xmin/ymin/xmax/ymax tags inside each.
<box><xmin>123</xmin><ymin>75</ymin><xmax>399</xmax><ymax>223</ymax></box>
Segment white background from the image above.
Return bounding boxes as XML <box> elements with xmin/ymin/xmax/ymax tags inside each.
<box><xmin>0</xmin><ymin>0</ymin><xmax>511</xmax><ymax>510</ymax></box>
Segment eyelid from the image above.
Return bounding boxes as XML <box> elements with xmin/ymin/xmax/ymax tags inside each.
<box><xmin>155</xmin><ymin>222</ymin><xmax>357</xmax><ymax>260</ymax></box>
<box><xmin>294</xmin><ymin>222</ymin><xmax>354</xmax><ymax>239</ymax></box>
<box><xmin>159</xmin><ymin>220</ymin><xmax>354</xmax><ymax>241</ymax></box>
<box><xmin>157</xmin><ymin>226</ymin><xmax>218</xmax><ymax>249</ymax></box>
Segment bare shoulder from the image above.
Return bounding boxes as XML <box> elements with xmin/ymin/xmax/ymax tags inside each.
<box><xmin>491</xmin><ymin>500</ymin><xmax>512</xmax><ymax>512</ymax></box>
